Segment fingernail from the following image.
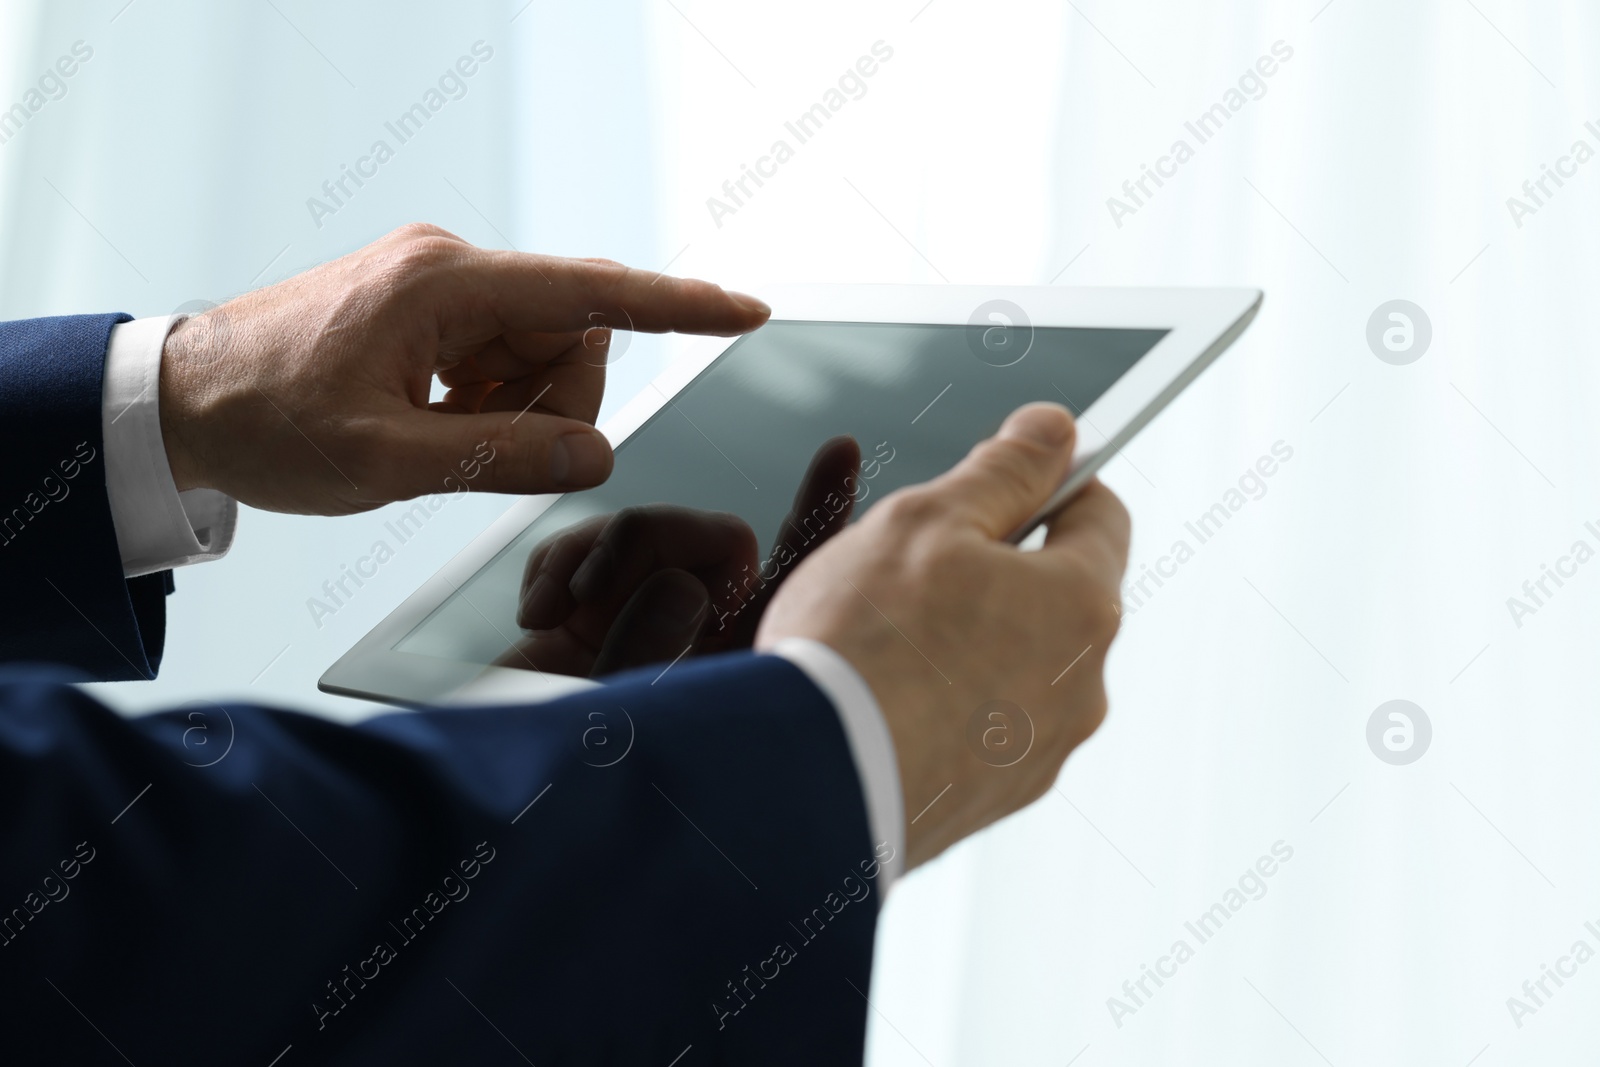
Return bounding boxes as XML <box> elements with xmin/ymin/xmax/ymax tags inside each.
<box><xmin>1003</xmin><ymin>405</ymin><xmax>1073</xmax><ymax>448</ymax></box>
<box><xmin>549</xmin><ymin>431</ymin><xmax>612</xmax><ymax>488</ymax></box>
<box><xmin>730</xmin><ymin>291</ymin><xmax>771</xmax><ymax>317</ymax></box>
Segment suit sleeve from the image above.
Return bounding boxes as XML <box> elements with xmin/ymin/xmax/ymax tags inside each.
<box><xmin>0</xmin><ymin>651</ymin><xmax>888</xmax><ymax>1065</ymax></box>
<box><xmin>0</xmin><ymin>314</ymin><xmax>172</xmax><ymax>680</ymax></box>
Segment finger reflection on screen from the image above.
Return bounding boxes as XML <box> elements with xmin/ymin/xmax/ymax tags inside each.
<box><xmin>494</xmin><ymin>436</ymin><xmax>862</xmax><ymax>677</ymax></box>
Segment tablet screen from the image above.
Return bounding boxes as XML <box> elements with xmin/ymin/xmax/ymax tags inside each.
<box><xmin>396</xmin><ymin>320</ymin><xmax>1165</xmax><ymax>676</ymax></box>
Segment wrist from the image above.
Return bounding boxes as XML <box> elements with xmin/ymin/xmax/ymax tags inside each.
<box><xmin>158</xmin><ymin>314</ymin><xmax>221</xmax><ymax>493</ymax></box>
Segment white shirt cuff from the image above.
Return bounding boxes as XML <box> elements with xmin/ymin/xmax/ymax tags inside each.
<box><xmin>102</xmin><ymin>315</ymin><xmax>238</xmax><ymax>578</ymax></box>
<box><xmin>770</xmin><ymin>637</ymin><xmax>904</xmax><ymax>890</ymax></box>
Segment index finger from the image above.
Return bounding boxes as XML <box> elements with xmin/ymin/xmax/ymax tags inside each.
<box><xmin>442</xmin><ymin>247</ymin><xmax>773</xmax><ymax>338</ymax></box>
<box><xmin>1040</xmin><ymin>478</ymin><xmax>1131</xmax><ymax>585</ymax></box>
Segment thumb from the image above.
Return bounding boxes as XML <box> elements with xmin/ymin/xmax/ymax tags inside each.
<box><xmin>384</xmin><ymin>410</ymin><xmax>614</xmax><ymax>500</ymax></box>
<box><xmin>925</xmin><ymin>402</ymin><xmax>1077</xmax><ymax>538</ymax></box>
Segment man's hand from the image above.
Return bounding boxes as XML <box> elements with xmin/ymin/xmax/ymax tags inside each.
<box><xmin>157</xmin><ymin>224</ymin><xmax>770</xmax><ymax>514</ymax></box>
<box><xmin>755</xmin><ymin>403</ymin><xmax>1130</xmax><ymax>870</ymax></box>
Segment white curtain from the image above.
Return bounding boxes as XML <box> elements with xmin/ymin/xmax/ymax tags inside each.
<box><xmin>5</xmin><ymin>1</ymin><xmax>1597</xmax><ymax>1062</ymax></box>
<box><xmin>651</xmin><ymin>3</ymin><xmax>1600</xmax><ymax>1063</ymax></box>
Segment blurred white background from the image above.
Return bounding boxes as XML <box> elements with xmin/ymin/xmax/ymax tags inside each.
<box><xmin>3</xmin><ymin>0</ymin><xmax>1598</xmax><ymax>1062</ymax></box>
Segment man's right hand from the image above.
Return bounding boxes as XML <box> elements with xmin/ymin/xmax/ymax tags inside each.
<box><xmin>157</xmin><ymin>224</ymin><xmax>769</xmax><ymax>516</ymax></box>
<box><xmin>756</xmin><ymin>403</ymin><xmax>1130</xmax><ymax>870</ymax></box>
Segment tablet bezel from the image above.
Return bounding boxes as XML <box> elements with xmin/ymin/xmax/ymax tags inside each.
<box><xmin>319</xmin><ymin>284</ymin><xmax>1262</xmax><ymax>706</ymax></box>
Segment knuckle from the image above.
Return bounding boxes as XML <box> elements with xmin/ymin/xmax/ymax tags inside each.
<box><xmin>473</xmin><ymin>424</ymin><xmax>521</xmax><ymax>483</ymax></box>
<box><xmin>1019</xmin><ymin>770</ymin><xmax>1059</xmax><ymax>810</ymax></box>
<box><xmin>1056</xmin><ymin>558</ymin><xmax>1124</xmax><ymax>638</ymax></box>
<box><xmin>1050</xmin><ymin>688</ymin><xmax>1109</xmax><ymax>749</ymax></box>
<box><xmin>1106</xmin><ymin>485</ymin><xmax>1132</xmax><ymax>527</ymax></box>
<box><xmin>875</xmin><ymin>486</ymin><xmax>945</xmax><ymax>529</ymax></box>
<box><xmin>672</xmin><ymin>276</ymin><xmax>723</xmax><ymax>303</ymax></box>
<box><xmin>580</xmin><ymin>257</ymin><xmax>634</xmax><ymax>293</ymax></box>
<box><xmin>1079</xmin><ymin>691</ymin><xmax>1110</xmax><ymax>737</ymax></box>
<box><xmin>914</xmin><ymin>534</ymin><xmax>967</xmax><ymax>578</ymax></box>
<box><xmin>391</xmin><ymin>235</ymin><xmax>463</xmax><ymax>274</ymax></box>
<box><xmin>1102</xmin><ymin>490</ymin><xmax>1134</xmax><ymax>551</ymax></box>
<box><xmin>972</xmin><ymin>437</ymin><xmax>1047</xmax><ymax>501</ymax></box>
<box><xmin>389</xmin><ymin>221</ymin><xmax>456</xmax><ymax>243</ymax></box>
<box><xmin>709</xmin><ymin>510</ymin><xmax>759</xmax><ymax>552</ymax></box>
<box><xmin>1092</xmin><ymin>595</ymin><xmax>1124</xmax><ymax>641</ymax></box>
<box><xmin>521</xmin><ymin>545</ymin><xmax>548</xmax><ymax>587</ymax></box>
<box><xmin>608</xmin><ymin>505</ymin><xmax>654</xmax><ymax>541</ymax></box>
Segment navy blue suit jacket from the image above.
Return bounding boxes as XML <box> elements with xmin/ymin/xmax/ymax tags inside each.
<box><xmin>0</xmin><ymin>315</ymin><xmax>884</xmax><ymax>1065</ymax></box>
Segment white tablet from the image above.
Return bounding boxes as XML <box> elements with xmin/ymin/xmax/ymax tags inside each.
<box><xmin>320</xmin><ymin>284</ymin><xmax>1262</xmax><ymax>706</ymax></box>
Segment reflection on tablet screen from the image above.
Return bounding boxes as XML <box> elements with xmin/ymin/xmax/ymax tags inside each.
<box><xmin>396</xmin><ymin>320</ymin><xmax>1165</xmax><ymax>676</ymax></box>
